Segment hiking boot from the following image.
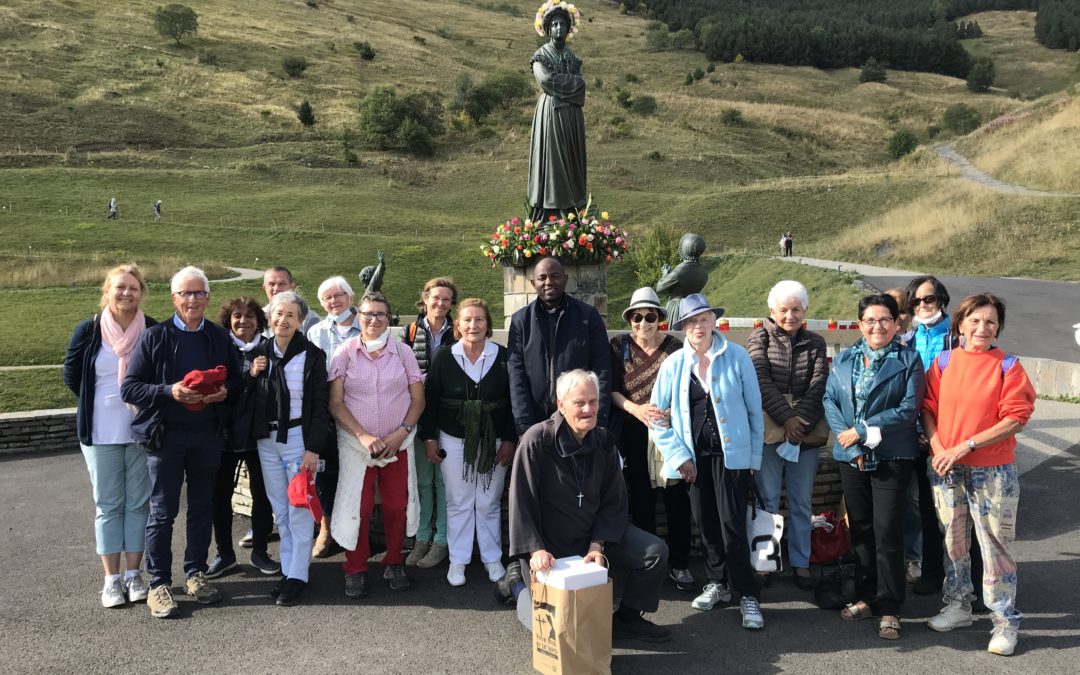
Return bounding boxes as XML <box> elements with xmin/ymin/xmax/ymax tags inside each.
<box><xmin>384</xmin><ymin>563</ymin><xmax>411</xmax><ymax>591</ymax></box>
<box><xmin>988</xmin><ymin>626</ymin><xmax>1018</xmax><ymax>656</ymax></box>
<box><xmin>250</xmin><ymin>550</ymin><xmax>281</xmax><ymax>576</ymax></box>
<box><xmin>612</xmin><ymin>611</ymin><xmax>672</xmax><ymax>643</ymax></box>
<box><xmin>125</xmin><ymin>572</ymin><xmax>149</xmax><ymax>603</ymax></box>
<box><xmin>928</xmin><ymin>599</ymin><xmax>973</xmax><ymax>632</ymax></box>
<box><xmin>205</xmin><ymin>554</ymin><xmax>238</xmax><ymax>579</ymax></box>
<box><xmin>669</xmin><ymin>568</ymin><xmax>695</xmax><ymax>592</ymax></box>
<box><xmin>416</xmin><ymin>542</ymin><xmax>449</xmax><ymax>569</ymax></box>
<box><xmin>740</xmin><ymin>596</ymin><xmax>765</xmax><ymax>630</ymax></box>
<box><xmin>276</xmin><ymin>579</ymin><xmax>307</xmax><ymax>607</ymax></box>
<box><xmin>345</xmin><ymin>572</ymin><xmax>369</xmax><ymax>598</ymax></box>
<box><xmin>147</xmin><ymin>584</ymin><xmax>180</xmax><ymax>619</ymax></box>
<box><xmin>101</xmin><ymin>577</ymin><xmax>126</xmax><ymax>608</ymax></box>
<box><xmin>691</xmin><ymin>582</ymin><xmax>732</xmax><ymax>611</ymax></box>
<box><xmin>405</xmin><ymin>540</ymin><xmax>431</xmax><ymax>566</ymax></box>
<box><xmin>495</xmin><ymin>560</ymin><xmax>524</xmax><ymax>606</ymax></box>
<box><xmin>447</xmin><ymin>563</ymin><xmax>467</xmax><ymax>587</ymax></box>
<box><xmin>185</xmin><ymin>572</ymin><xmax>224</xmax><ymax>605</ymax></box>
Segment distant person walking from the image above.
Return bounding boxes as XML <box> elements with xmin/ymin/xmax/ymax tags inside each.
<box><xmin>153</xmin><ymin>200</ymin><xmax>162</xmax><ymax>223</ymax></box>
<box><xmin>108</xmin><ymin>197</ymin><xmax>118</xmax><ymax>220</ymax></box>
<box><xmin>784</xmin><ymin>232</ymin><xmax>793</xmax><ymax>257</ymax></box>
<box><xmin>778</xmin><ymin>234</ymin><xmax>787</xmax><ymax>256</ymax></box>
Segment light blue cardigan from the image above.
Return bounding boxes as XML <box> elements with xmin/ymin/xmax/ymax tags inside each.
<box><xmin>649</xmin><ymin>331</ymin><xmax>764</xmax><ymax>476</ymax></box>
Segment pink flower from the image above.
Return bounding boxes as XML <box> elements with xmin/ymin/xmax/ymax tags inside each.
<box><xmin>511</xmin><ymin>217</ymin><xmax>520</xmax><ymax>225</ymax></box>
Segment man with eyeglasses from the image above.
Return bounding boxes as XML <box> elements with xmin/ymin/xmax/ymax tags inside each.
<box><xmin>262</xmin><ymin>266</ymin><xmax>321</xmax><ymax>336</ymax></box>
<box><xmin>122</xmin><ymin>266</ymin><xmax>242</xmax><ymax>619</ymax></box>
<box><xmin>507</xmin><ymin>256</ymin><xmax>612</xmax><ymax>435</ymax></box>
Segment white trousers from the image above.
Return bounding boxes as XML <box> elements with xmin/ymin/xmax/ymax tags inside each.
<box><xmin>258</xmin><ymin>428</ymin><xmax>314</xmax><ymax>582</ymax></box>
<box><xmin>438</xmin><ymin>433</ymin><xmax>507</xmax><ymax>565</ymax></box>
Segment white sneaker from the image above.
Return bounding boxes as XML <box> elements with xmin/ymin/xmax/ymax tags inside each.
<box><xmin>988</xmin><ymin>626</ymin><xmax>1018</xmax><ymax>656</ymax></box>
<box><xmin>740</xmin><ymin>596</ymin><xmax>764</xmax><ymax>630</ymax></box>
<box><xmin>101</xmin><ymin>577</ymin><xmax>126</xmax><ymax>608</ymax></box>
<box><xmin>691</xmin><ymin>582</ymin><xmax>732</xmax><ymax>611</ymax></box>
<box><xmin>125</xmin><ymin>572</ymin><xmax>149</xmax><ymax>603</ymax></box>
<box><xmin>484</xmin><ymin>561</ymin><xmax>506</xmax><ymax>583</ymax></box>
<box><xmin>928</xmin><ymin>599</ymin><xmax>974</xmax><ymax>632</ymax></box>
<box><xmin>447</xmin><ymin>563</ymin><xmax>467</xmax><ymax>587</ymax></box>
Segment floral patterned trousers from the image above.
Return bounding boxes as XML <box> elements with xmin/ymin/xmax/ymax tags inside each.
<box><xmin>929</xmin><ymin>463</ymin><xmax>1022</xmax><ymax>629</ymax></box>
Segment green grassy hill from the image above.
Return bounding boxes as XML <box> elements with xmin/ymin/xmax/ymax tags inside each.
<box><xmin>1</xmin><ymin>1</ymin><xmax>1077</xmax><ymax>394</ymax></box>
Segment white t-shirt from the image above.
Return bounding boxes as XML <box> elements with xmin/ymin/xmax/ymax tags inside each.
<box><xmin>92</xmin><ymin>343</ymin><xmax>135</xmax><ymax>445</ymax></box>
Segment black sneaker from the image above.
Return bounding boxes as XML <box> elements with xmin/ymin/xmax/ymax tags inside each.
<box><xmin>345</xmin><ymin>572</ymin><xmax>369</xmax><ymax>598</ymax></box>
<box><xmin>276</xmin><ymin>579</ymin><xmax>307</xmax><ymax>607</ymax></box>
<box><xmin>269</xmin><ymin>575</ymin><xmax>287</xmax><ymax>599</ymax></box>
<box><xmin>612</xmin><ymin>612</ymin><xmax>672</xmax><ymax>643</ymax></box>
<box><xmin>205</xmin><ymin>554</ymin><xmax>238</xmax><ymax>579</ymax></box>
<box><xmin>250</xmin><ymin>550</ymin><xmax>281</xmax><ymax>576</ymax></box>
<box><xmin>494</xmin><ymin>560</ymin><xmax>523</xmax><ymax>606</ymax></box>
<box><xmin>383</xmin><ymin>564</ymin><xmax>410</xmax><ymax>591</ymax></box>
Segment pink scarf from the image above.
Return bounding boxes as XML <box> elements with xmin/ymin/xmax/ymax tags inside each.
<box><xmin>100</xmin><ymin>308</ymin><xmax>146</xmax><ymax>387</ymax></box>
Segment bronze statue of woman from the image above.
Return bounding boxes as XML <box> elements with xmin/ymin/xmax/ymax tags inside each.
<box><xmin>527</xmin><ymin>3</ymin><xmax>587</xmax><ymax>223</ymax></box>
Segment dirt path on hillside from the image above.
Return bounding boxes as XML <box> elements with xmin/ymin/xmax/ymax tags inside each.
<box><xmin>935</xmin><ymin>145</ymin><xmax>1080</xmax><ymax>198</ymax></box>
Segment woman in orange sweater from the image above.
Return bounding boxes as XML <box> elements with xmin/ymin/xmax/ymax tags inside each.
<box><xmin>921</xmin><ymin>293</ymin><xmax>1035</xmax><ymax>657</ymax></box>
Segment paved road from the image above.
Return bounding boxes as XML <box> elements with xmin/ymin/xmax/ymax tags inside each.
<box><xmin>779</xmin><ymin>257</ymin><xmax>1080</xmax><ymax>364</ymax></box>
<box><xmin>1</xmin><ymin>400</ymin><xmax>1077</xmax><ymax>674</ymax></box>
<box><xmin>935</xmin><ymin>145</ymin><xmax>1080</xmax><ymax>198</ymax></box>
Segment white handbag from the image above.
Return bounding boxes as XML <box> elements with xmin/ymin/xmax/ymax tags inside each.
<box><xmin>746</xmin><ymin>485</ymin><xmax>785</xmax><ymax>573</ymax></box>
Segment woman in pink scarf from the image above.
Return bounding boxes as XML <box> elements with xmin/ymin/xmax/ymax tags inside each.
<box><xmin>64</xmin><ymin>264</ymin><xmax>158</xmax><ymax>608</ymax></box>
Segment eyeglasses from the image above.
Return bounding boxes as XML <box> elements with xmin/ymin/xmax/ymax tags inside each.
<box><xmin>915</xmin><ymin>294</ymin><xmax>939</xmax><ymax>306</ymax></box>
<box><xmin>174</xmin><ymin>290</ymin><xmax>208</xmax><ymax>300</ymax></box>
<box><xmin>630</xmin><ymin>312</ymin><xmax>658</xmax><ymax>324</ymax></box>
<box><xmin>323</xmin><ymin>292</ymin><xmax>349</xmax><ymax>302</ymax></box>
<box><xmin>860</xmin><ymin>317</ymin><xmax>894</xmax><ymax>327</ymax></box>
<box><xmin>360</xmin><ymin>311</ymin><xmax>390</xmax><ymax>321</ymax></box>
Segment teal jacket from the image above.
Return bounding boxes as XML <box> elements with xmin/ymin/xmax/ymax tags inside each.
<box><xmin>649</xmin><ymin>331</ymin><xmax>764</xmax><ymax>475</ymax></box>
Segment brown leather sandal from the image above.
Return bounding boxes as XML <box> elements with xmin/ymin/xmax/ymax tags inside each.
<box><xmin>840</xmin><ymin>601</ymin><xmax>873</xmax><ymax>621</ymax></box>
<box><xmin>878</xmin><ymin>616</ymin><xmax>901</xmax><ymax>640</ymax></box>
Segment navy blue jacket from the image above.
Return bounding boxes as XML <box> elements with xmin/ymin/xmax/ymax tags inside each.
<box><xmin>120</xmin><ymin>317</ymin><xmax>242</xmax><ymax>451</ymax></box>
<box><xmin>507</xmin><ymin>294</ymin><xmax>612</xmax><ymax>435</ymax></box>
<box><xmin>822</xmin><ymin>344</ymin><xmax>925</xmax><ymax>464</ymax></box>
<box><xmin>63</xmin><ymin>313</ymin><xmax>159</xmax><ymax>446</ymax></box>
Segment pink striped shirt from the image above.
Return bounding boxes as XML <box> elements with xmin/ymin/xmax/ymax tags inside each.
<box><xmin>328</xmin><ymin>336</ymin><xmax>424</xmax><ymax>439</ymax></box>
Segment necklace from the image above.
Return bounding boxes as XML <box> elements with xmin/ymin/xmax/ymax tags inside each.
<box><xmin>568</xmin><ymin>453</ymin><xmax>586</xmax><ymax>508</ymax></box>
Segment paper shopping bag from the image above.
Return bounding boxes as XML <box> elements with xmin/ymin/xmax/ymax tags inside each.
<box><xmin>532</xmin><ymin>578</ymin><xmax>613</xmax><ymax>675</ymax></box>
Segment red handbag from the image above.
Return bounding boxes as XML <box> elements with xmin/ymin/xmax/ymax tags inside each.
<box><xmin>810</xmin><ymin>511</ymin><xmax>850</xmax><ymax>565</ymax></box>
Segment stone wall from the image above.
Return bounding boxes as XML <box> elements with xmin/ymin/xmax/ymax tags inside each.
<box><xmin>0</xmin><ymin>408</ymin><xmax>78</xmax><ymax>457</ymax></box>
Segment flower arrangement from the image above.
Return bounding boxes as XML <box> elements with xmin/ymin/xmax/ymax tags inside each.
<box><xmin>534</xmin><ymin>1</ymin><xmax>581</xmax><ymax>39</ymax></box>
<box><xmin>481</xmin><ymin>207</ymin><xmax>628</xmax><ymax>268</ymax></box>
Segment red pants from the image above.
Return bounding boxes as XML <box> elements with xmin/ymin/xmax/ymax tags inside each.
<box><xmin>343</xmin><ymin>451</ymin><xmax>408</xmax><ymax>574</ymax></box>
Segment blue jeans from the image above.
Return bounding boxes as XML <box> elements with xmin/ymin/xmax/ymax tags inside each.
<box><xmin>145</xmin><ymin>429</ymin><xmax>221</xmax><ymax>588</ymax></box>
<box><xmin>754</xmin><ymin>442</ymin><xmax>818</xmax><ymax>569</ymax></box>
<box><xmin>80</xmin><ymin>442</ymin><xmax>151</xmax><ymax>555</ymax></box>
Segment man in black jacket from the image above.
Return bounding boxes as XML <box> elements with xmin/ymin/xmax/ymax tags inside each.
<box><xmin>121</xmin><ymin>266</ymin><xmax>241</xmax><ymax>619</ymax></box>
<box><xmin>507</xmin><ymin>256</ymin><xmax>612</xmax><ymax>436</ymax></box>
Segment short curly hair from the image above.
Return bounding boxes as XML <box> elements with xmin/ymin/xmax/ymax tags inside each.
<box><xmin>218</xmin><ymin>297</ymin><xmax>267</xmax><ymax>334</ymax></box>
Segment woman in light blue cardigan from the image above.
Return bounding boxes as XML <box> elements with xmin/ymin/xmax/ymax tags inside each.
<box><xmin>650</xmin><ymin>294</ymin><xmax>766</xmax><ymax>631</ymax></box>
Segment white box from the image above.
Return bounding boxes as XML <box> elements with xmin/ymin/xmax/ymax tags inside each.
<box><xmin>535</xmin><ymin>555</ymin><xmax>609</xmax><ymax>590</ymax></box>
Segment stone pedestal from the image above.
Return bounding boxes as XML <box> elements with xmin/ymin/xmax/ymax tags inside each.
<box><xmin>502</xmin><ymin>260</ymin><xmax>608</xmax><ymax>326</ymax></box>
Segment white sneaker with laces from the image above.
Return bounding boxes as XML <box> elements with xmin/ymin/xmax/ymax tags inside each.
<box><xmin>691</xmin><ymin>582</ymin><xmax>732</xmax><ymax>611</ymax></box>
<box><xmin>740</xmin><ymin>596</ymin><xmax>765</xmax><ymax>630</ymax></box>
<box><xmin>988</xmin><ymin>626</ymin><xmax>1018</xmax><ymax>656</ymax></box>
<box><xmin>101</xmin><ymin>577</ymin><xmax>126</xmax><ymax>608</ymax></box>
<box><xmin>125</xmin><ymin>572</ymin><xmax>149</xmax><ymax>603</ymax></box>
<box><xmin>484</xmin><ymin>561</ymin><xmax>506</xmax><ymax>583</ymax></box>
<box><xmin>447</xmin><ymin>563</ymin><xmax>467</xmax><ymax>587</ymax></box>
<box><xmin>928</xmin><ymin>598</ymin><xmax>973</xmax><ymax>632</ymax></box>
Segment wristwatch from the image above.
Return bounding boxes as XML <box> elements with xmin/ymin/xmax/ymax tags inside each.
<box><xmin>400</xmin><ymin>422</ymin><xmax>414</xmax><ymax>433</ymax></box>
<box><xmin>966</xmin><ymin>439</ymin><xmax>977</xmax><ymax>452</ymax></box>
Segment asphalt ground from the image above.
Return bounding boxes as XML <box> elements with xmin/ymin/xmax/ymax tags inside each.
<box><xmin>2</xmin><ymin>400</ymin><xmax>1078</xmax><ymax>674</ymax></box>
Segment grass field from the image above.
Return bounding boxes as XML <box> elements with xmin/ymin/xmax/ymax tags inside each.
<box><xmin>1</xmin><ymin>2</ymin><xmax>1078</xmax><ymax>412</ymax></box>
<box><xmin>959</xmin><ymin>11</ymin><xmax>1080</xmax><ymax>99</ymax></box>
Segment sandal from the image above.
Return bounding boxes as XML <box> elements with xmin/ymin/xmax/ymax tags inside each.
<box><xmin>878</xmin><ymin>616</ymin><xmax>901</xmax><ymax>640</ymax></box>
<box><xmin>840</xmin><ymin>601</ymin><xmax>873</xmax><ymax>621</ymax></box>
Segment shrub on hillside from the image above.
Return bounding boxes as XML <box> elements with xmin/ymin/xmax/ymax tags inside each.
<box><xmin>859</xmin><ymin>57</ymin><xmax>887</xmax><ymax>83</ymax></box>
<box><xmin>283</xmin><ymin>55</ymin><xmax>308</xmax><ymax>77</ymax></box>
<box><xmin>942</xmin><ymin>104</ymin><xmax>981</xmax><ymax>135</ymax></box>
<box><xmin>629</xmin><ymin>223</ymin><xmax>679</xmax><ymax>287</ymax></box>
<box><xmin>645</xmin><ymin>28</ymin><xmax>670</xmax><ymax>52</ymax></box>
<box><xmin>720</xmin><ymin>107</ymin><xmax>745</xmax><ymax>126</ymax></box>
<box><xmin>153</xmin><ymin>4</ymin><xmax>198</xmax><ymax>46</ymax></box>
<box><xmin>396</xmin><ymin>117</ymin><xmax>436</xmax><ymax>156</ymax></box>
<box><xmin>297</xmin><ymin>100</ymin><xmax>317</xmax><ymax>127</ymax></box>
<box><xmin>453</xmin><ymin>70</ymin><xmax>531</xmax><ymax>124</ymax></box>
<box><xmin>692</xmin><ymin>67</ymin><xmax>705</xmax><ymax>81</ymax></box>
<box><xmin>888</xmin><ymin>129</ymin><xmax>918</xmax><ymax>159</ymax></box>
<box><xmin>358</xmin><ymin>86</ymin><xmax>445</xmax><ymax>156</ymax></box>
<box><xmin>966</xmin><ymin>57</ymin><xmax>995</xmax><ymax>93</ymax></box>
<box><xmin>353</xmin><ymin>41</ymin><xmax>376</xmax><ymax>60</ymax></box>
<box><xmin>615</xmin><ymin>89</ymin><xmax>632</xmax><ymax>109</ymax></box>
<box><xmin>197</xmin><ymin>49</ymin><xmax>219</xmax><ymax>66</ymax></box>
<box><xmin>632</xmin><ymin>95</ymin><xmax>657</xmax><ymax>115</ymax></box>
<box><xmin>341</xmin><ymin>128</ymin><xmax>359</xmax><ymax>165</ymax></box>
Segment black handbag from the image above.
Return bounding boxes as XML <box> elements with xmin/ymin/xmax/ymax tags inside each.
<box><xmin>813</xmin><ymin>557</ymin><xmax>858</xmax><ymax>609</ymax></box>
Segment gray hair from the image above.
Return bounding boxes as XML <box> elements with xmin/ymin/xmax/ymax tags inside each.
<box><xmin>555</xmin><ymin>369</ymin><xmax>600</xmax><ymax>401</ymax></box>
<box><xmin>171</xmin><ymin>265</ymin><xmax>209</xmax><ymax>293</ymax></box>
<box><xmin>317</xmin><ymin>276</ymin><xmax>354</xmax><ymax>302</ymax></box>
<box><xmin>266</xmin><ymin>289</ymin><xmax>309</xmax><ymax>320</ymax></box>
<box><xmin>767</xmin><ymin>280</ymin><xmax>809</xmax><ymax>311</ymax></box>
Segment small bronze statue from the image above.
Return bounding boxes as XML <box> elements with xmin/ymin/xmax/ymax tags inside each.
<box><xmin>527</xmin><ymin>2</ymin><xmax>587</xmax><ymax>223</ymax></box>
<box><xmin>358</xmin><ymin>250</ymin><xmax>385</xmax><ymax>295</ymax></box>
<box><xmin>657</xmin><ymin>233</ymin><xmax>708</xmax><ymax>327</ymax></box>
